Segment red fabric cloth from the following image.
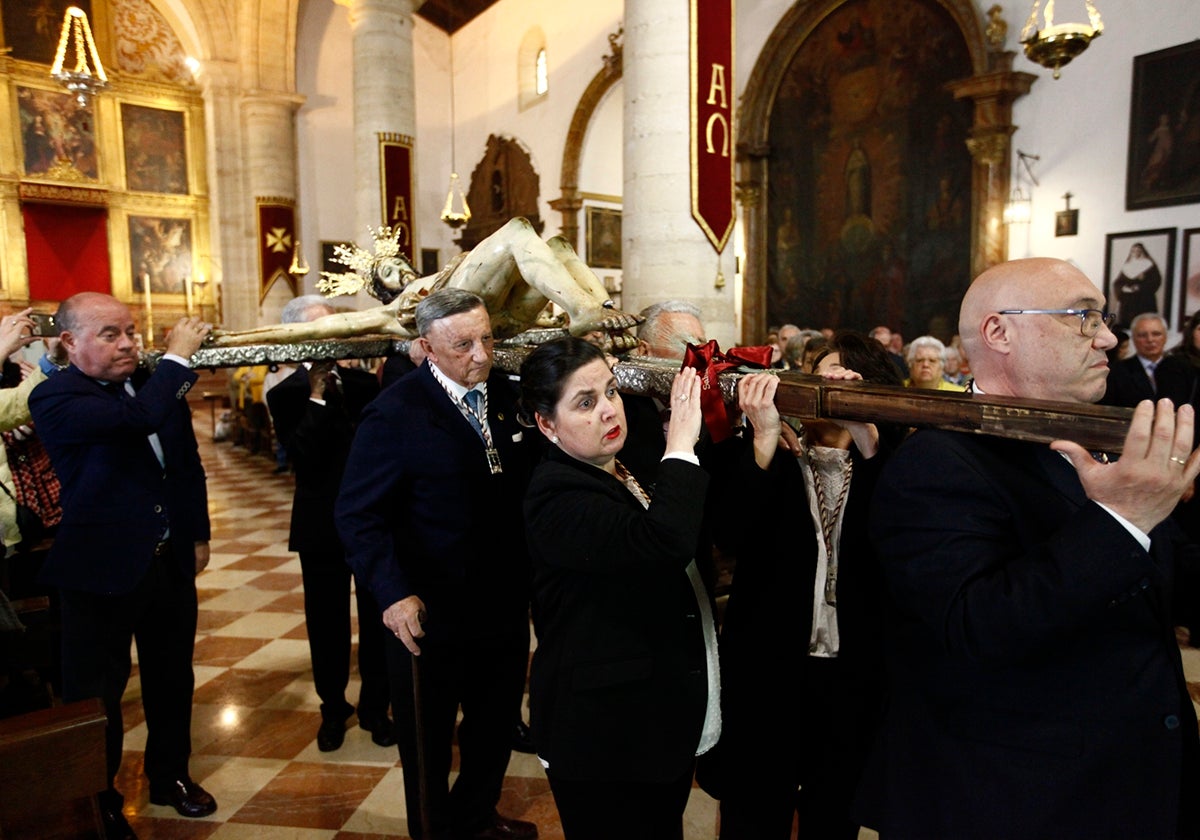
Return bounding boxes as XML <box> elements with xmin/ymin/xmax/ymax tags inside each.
<box><xmin>691</xmin><ymin>0</ymin><xmax>735</xmax><ymax>251</ymax></box>
<box><xmin>681</xmin><ymin>340</ymin><xmax>773</xmax><ymax>442</ymax></box>
<box><xmin>23</xmin><ymin>203</ymin><xmax>111</xmax><ymax>301</ymax></box>
<box><xmin>258</xmin><ymin>201</ymin><xmax>297</xmax><ymax>302</ymax></box>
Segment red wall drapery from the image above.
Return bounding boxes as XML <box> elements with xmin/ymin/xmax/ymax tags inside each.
<box><xmin>23</xmin><ymin>203</ymin><xmax>111</xmax><ymax>302</ymax></box>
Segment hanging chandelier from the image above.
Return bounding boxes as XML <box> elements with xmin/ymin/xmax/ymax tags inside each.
<box><xmin>441</xmin><ymin>172</ymin><xmax>471</xmax><ymax>229</ymax></box>
<box><xmin>51</xmin><ymin>6</ymin><xmax>108</xmax><ymax>107</ymax></box>
<box><xmin>440</xmin><ymin>40</ymin><xmax>471</xmax><ymax>230</ymax></box>
<box><xmin>1020</xmin><ymin>0</ymin><xmax>1103</xmax><ymax>79</ymax></box>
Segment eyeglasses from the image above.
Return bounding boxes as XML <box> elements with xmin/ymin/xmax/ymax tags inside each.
<box><xmin>997</xmin><ymin>308</ymin><xmax>1117</xmax><ymax>338</ymax></box>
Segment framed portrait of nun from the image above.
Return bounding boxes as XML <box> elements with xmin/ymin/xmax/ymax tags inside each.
<box><xmin>1103</xmin><ymin>228</ymin><xmax>1175</xmax><ymax>330</ymax></box>
<box><xmin>1180</xmin><ymin>228</ymin><xmax>1200</xmax><ymax>329</ymax></box>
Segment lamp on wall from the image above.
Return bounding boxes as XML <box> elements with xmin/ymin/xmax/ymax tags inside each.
<box><xmin>1020</xmin><ymin>0</ymin><xmax>1103</xmax><ymax>79</ymax></box>
<box><xmin>440</xmin><ymin>40</ymin><xmax>471</xmax><ymax>230</ymax></box>
<box><xmin>1003</xmin><ymin>150</ymin><xmax>1039</xmax><ymax>225</ymax></box>
<box><xmin>51</xmin><ymin>6</ymin><xmax>108</xmax><ymax>107</ymax></box>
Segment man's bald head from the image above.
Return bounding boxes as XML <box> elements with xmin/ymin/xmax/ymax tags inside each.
<box><xmin>959</xmin><ymin>259</ymin><xmax>1068</xmax><ymax>359</ymax></box>
<box><xmin>959</xmin><ymin>258</ymin><xmax>1116</xmax><ymax>403</ymax></box>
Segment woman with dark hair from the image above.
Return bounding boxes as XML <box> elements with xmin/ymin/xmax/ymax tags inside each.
<box><xmin>518</xmin><ymin>336</ymin><xmax>718</xmax><ymax>839</ymax></box>
<box><xmin>710</xmin><ymin>329</ymin><xmax>899</xmax><ymax>839</ymax></box>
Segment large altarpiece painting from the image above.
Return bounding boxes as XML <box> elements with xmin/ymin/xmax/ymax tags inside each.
<box><xmin>768</xmin><ymin>0</ymin><xmax>973</xmax><ymax>340</ymax></box>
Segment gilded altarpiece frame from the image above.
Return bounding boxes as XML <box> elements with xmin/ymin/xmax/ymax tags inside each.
<box><xmin>0</xmin><ymin>1</ymin><xmax>209</xmax><ymax>316</ymax></box>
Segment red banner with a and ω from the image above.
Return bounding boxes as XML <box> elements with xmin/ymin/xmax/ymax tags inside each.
<box><xmin>380</xmin><ymin>134</ymin><xmax>415</xmax><ymax>262</ymax></box>
<box><xmin>257</xmin><ymin>198</ymin><xmax>297</xmax><ymax>303</ymax></box>
<box><xmin>690</xmin><ymin>0</ymin><xmax>735</xmax><ymax>253</ymax></box>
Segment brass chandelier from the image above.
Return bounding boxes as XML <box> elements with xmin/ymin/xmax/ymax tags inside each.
<box><xmin>1020</xmin><ymin>0</ymin><xmax>1104</xmax><ymax>79</ymax></box>
<box><xmin>51</xmin><ymin>6</ymin><xmax>108</xmax><ymax>106</ymax></box>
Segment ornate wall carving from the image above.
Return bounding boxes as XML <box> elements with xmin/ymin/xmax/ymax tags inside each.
<box><xmin>459</xmin><ymin>134</ymin><xmax>544</xmax><ymax>252</ymax></box>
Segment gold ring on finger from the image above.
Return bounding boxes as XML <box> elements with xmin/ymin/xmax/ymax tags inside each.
<box><xmin>1170</xmin><ymin>456</ymin><xmax>1187</xmax><ymax>466</ymax></box>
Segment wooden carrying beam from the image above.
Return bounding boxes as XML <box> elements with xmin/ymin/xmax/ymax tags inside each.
<box><xmin>766</xmin><ymin>372</ymin><xmax>1133</xmax><ymax>454</ymax></box>
<box><xmin>167</xmin><ymin>337</ymin><xmax>1135</xmax><ymax>453</ymax></box>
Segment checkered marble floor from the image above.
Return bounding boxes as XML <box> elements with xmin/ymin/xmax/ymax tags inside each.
<box><xmin>112</xmin><ymin>413</ymin><xmax>722</xmax><ymax>839</ymax></box>
<box><xmin>110</xmin><ymin>409</ymin><xmax>1200</xmax><ymax>839</ymax></box>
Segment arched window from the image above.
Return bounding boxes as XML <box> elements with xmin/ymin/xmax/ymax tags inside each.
<box><xmin>518</xmin><ymin>28</ymin><xmax>548</xmax><ymax>110</ymax></box>
<box><xmin>536</xmin><ymin>48</ymin><xmax>548</xmax><ymax>95</ymax></box>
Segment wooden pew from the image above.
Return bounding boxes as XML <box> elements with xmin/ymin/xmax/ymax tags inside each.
<box><xmin>0</xmin><ymin>698</ymin><xmax>107</xmax><ymax>838</ymax></box>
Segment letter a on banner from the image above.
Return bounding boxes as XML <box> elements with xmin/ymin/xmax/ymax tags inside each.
<box><xmin>690</xmin><ymin>0</ymin><xmax>735</xmax><ymax>253</ymax></box>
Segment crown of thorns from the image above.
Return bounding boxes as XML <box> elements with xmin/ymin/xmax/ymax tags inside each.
<box><xmin>316</xmin><ymin>226</ymin><xmax>412</xmax><ymax>299</ymax></box>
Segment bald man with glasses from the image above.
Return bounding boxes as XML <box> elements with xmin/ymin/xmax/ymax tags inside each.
<box><xmin>856</xmin><ymin>258</ymin><xmax>1200</xmax><ymax>839</ymax></box>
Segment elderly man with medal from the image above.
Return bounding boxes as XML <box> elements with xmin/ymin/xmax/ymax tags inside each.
<box><xmin>336</xmin><ymin>287</ymin><xmax>540</xmax><ymax>840</ymax></box>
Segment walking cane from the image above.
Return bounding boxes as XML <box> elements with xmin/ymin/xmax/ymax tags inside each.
<box><xmin>411</xmin><ymin>612</ymin><xmax>435</xmax><ymax>840</ymax></box>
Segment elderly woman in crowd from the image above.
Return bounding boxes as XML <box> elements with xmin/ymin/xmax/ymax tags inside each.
<box><xmin>942</xmin><ymin>344</ymin><xmax>968</xmax><ymax>386</ymax></box>
<box><xmin>0</xmin><ymin>309</ymin><xmax>58</xmax><ymax>554</ymax></box>
<box><xmin>904</xmin><ymin>335</ymin><xmax>964</xmax><ymax>391</ymax></box>
<box><xmin>519</xmin><ymin>336</ymin><xmax>718</xmax><ymax>840</ymax></box>
<box><xmin>707</xmin><ymin>331</ymin><xmax>903</xmax><ymax>840</ymax></box>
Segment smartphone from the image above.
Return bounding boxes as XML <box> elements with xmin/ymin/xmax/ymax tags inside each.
<box><xmin>29</xmin><ymin>313</ymin><xmax>59</xmax><ymax>337</ymax></box>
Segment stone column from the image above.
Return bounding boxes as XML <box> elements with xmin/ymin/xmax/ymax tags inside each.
<box><xmin>348</xmin><ymin>0</ymin><xmax>416</xmax><ymax>240</ymax></box>
<box><xmin>243</xmin><ymin>92</ymin><xmax>305</xmax><ymax>324</ymax></box>
<box><xmin>947</xmin><ymin>52</ymin><xmax>1037</xmax><ymax>278</ymax></box>
<box><xmin>196</xmin><ymin>59</ymin><xmax>254</xmax><ymax>329</ymax></box>
<box><xmin>623</xmin><ymin>0</ymin><xmax>736</xmax><ymax>349</ymax></box>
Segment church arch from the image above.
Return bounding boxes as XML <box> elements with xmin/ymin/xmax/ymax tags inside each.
<box><xmin>737</xmin><ymin>0</ymin><xmax>1025</xmax><ymax>343</ymax></box>
<box><xmin>550</xmin><ymin>29</ymin><xmax>623</xmax><ymax>251</ymax></box>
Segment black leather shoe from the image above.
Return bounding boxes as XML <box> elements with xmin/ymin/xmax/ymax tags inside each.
<box><xmin>359</xmin><ymin>715</ymin><xmax>397</xmax><ymax>747</ymax></box>
<box><xmin>511</xmin><ymin>720</ymin><xmax>536</xmax><ymax>754</ymax></box>
<box><xmin>460</xmin><ymin>812</ymin><xmax>538</xmax><ymax>840</ymax></box>
<box><xmin>99</xmin><ymin>801</ymin><xmax>137</xmax><ymax>839</ymax></box>
<box><xmin>317</xmin><ymin>715</ymin><xmax>347</xmax><ymax>751</ymax></box>
<box><xmin>149</xmin><ymin>777</ymin><xmax>217</xmax><ymax>818</ymax></box>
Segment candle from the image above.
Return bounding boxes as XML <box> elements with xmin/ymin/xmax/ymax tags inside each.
<box><xmin>185</xmin><ymin>273</ymin><xmax>194</xmax><ymax>316</ymax></box>
<box><xmin>142</xmin><ymin>272</ymin><xmax>154</xmax><ymax>346</ymax></box>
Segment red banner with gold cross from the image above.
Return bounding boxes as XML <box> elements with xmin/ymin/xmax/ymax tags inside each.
<box><xmin>380</xmin><ymin>133</ymin><xmax>415</xmax><ymax>262</ymax></box>
<box><xmin>690</xmin><ymin>0</ymin><xmax>735</xmax><ymax>253</ymax></box>
<box><xmin>257</xmin><ymin>197</ymin><xmax>297</xmax><ymax>302</ymax></box>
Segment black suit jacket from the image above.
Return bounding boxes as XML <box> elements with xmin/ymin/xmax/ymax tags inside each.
<box><xmin>30</xmin><ymin>361</ymin><xmax>209</xmax><ymax>595</ymax></box>
<box><xmin>523</xmin><ymin>449</ymin><xmax>711</xmax><ymax>783</ymax></box>
<box><xmin>335</xmin><ymin>362</ymin><xmax>534</xmax><ymax>641</ymax></box>
<box><xmin>859</xmin><ymin>429</ymin><xmax>1199</xmax><ymax>839</ymax></box>
<box><xmin>267</xmin><ymin>365</ymin><xmax>378</xmax><ymax>552</ymax></box>
<box><xmin>378</xmin><ymin>353</ymin><xmax>418</xmax><ymax>390</ymax></box>
<box><xmin>1101</xmin><ymin>354</ymin><xmax>1198</xmax><ymax>410</ymax></box>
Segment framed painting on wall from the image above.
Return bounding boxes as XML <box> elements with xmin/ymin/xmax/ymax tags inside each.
<box><xmin>1</xmin><ymin>0</ymin><xmax>91</xmax><ymax>64</ymax></box>
<box><xmin>1125</xmin><ymin>41</ymin><xmax>1200</xmax><ymax>210</ymax></box>
<box><xmin>1180</xmin><ymin>228</ymin><xmax>1200</xmax><ymax>328</ymax></box>
<box><xmin>129</xmin><ymin>216</ymin><xmax>193</xmax><ymax>295</ymax></box>
<box><xmin>17</xmin><ymin>86</ymin><xmax>98</xmax><ymax>180</ymax></box>
<box><xmin>586</xmin><ymin>207</ymin><xmax>621</xmax><ymax>270</ymax></box>
<box><xmin>1103</xmin><ymin>228</ymin><xmax>1175</xmax><ymax>330</ymax></box>
<box><xmin>122</xmin><ymin>104</ymin><xmax>189</xmax><ymax>194</ymax></box>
